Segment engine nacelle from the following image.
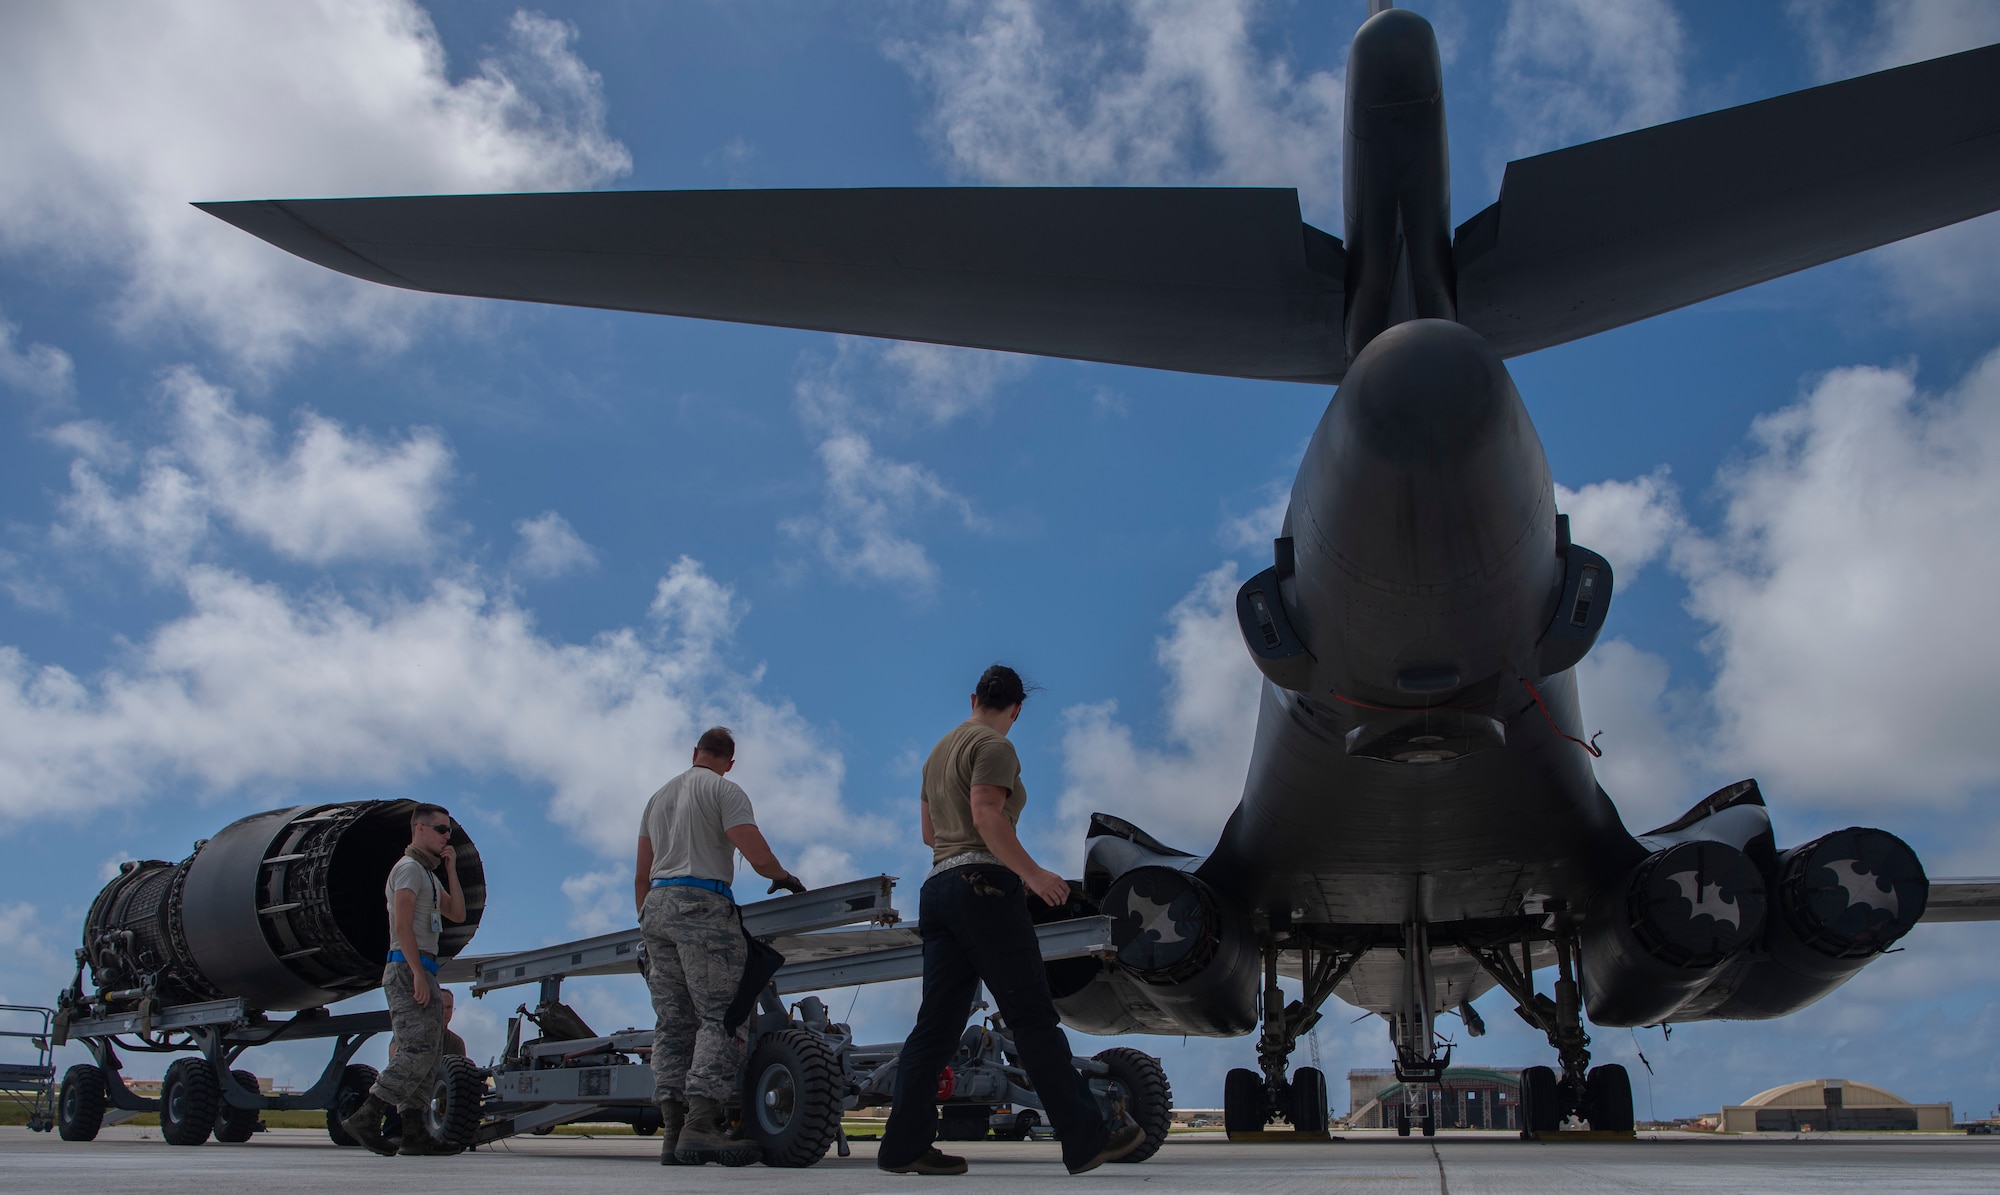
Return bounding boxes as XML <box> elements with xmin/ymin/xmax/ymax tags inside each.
<box><xmin>1051</xmin><ymin>814</ymin><xmax>1258</xmax><ymax>1037</ymax></box>
<box><xmin>1679</xmin><ymin>826</ymin><xmax>1928</xmax><ymax>1020</ymax></box>
<box><xmin>1582</xmin><ymin>839</ymin><xmax>1767</xmax><ymax>1026</ymax></box>
<box><xmin>76</xmin><ymin>800</ymin><xmax>485</xmax><ymax>1013</ymax></box>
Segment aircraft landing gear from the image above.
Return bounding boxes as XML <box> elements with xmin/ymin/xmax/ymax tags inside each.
<box><xmin>1468</xmin><ymin>912</ymin><xmax>1634</xmax><ymax>1135</ymax></box>
<box><xmin>1227</xmin><ymin>933</ymin><xmax>1358</xmax><ymax>1134</ymax></box>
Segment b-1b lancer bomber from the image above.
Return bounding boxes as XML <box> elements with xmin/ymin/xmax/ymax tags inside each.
<box><xmin>203</xmin><ymin>5</ymin><xmax>2000</xmax><ymax>1139</ymax></box>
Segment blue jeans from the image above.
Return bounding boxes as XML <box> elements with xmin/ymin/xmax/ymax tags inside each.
<box><xmin>879</xmin><ymin>865</ymin><xmax>1108</xmax><ymax>1170</ymax></box>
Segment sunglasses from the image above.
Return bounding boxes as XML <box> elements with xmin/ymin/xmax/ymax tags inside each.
<box><xmin>419</xmin><ymin>822</ymin><xmax>452</xmax><ymax>834</ymax></box>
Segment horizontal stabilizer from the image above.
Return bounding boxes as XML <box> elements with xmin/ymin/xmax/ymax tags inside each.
<box><xmin>1455</xmin><ymin>42</ymin><xmax>2000</xmax><ymax>358</ymax></box>
<box><xmin>199</xmin><ymin>188</ymin><xmax>1347</xmax><ymax>384</ymax></box>
<box><xmin>1920</xmin><ymin>876</ymin><xmax>2000</xmax><ymax>923</ymax></box>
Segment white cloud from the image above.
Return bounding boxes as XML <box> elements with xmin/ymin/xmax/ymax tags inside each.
<box><xmin>1492</xmin><ymin>0</ymin><xmax>1685</xmax><ymax>160</ymax></box>
<box><xmin>0</xmin><ymin>558</ymin><xmax>874</xmax><ymax>864</ymax></box>
<box><xmin>1789</xmin><ymin>0</ymin><xmax>2000</xmax><ymax>79</ymax></box>
<box><xmin>56</xmin><ymin>367</ymin><xmax>453</xmax><ymax>574</ymax></box>
<box><xmin>783</xmin><ymin>340</ymin><xmax>1007</xmax><ymax>590</ymax></box>
<box><xmin>888</xmin><ymin>0</ymin><xmax>1345</xmax><ymax>221</ymax></box>
<box><xmin>1221</xmin><ymin>483</ymin><xmax>1289</xmax><ymax>553</ymax></box>
<box><xmin>560</xmin><ymin>866</ymin><xmax>627</xmax><ymax>937</ymax></box>
<box><xmin>0</xmin><ymin>549</ymin><xmax>62</xmax><ymax>615</ymax></box>
<box><xmin>1677</xmin><ymin>351</ymin><xmax>2000</xmax><ymax>808</ymax></box>
<box><xmin>0</xmin><ymin>316</ymin><xmax>75</xmax><ymax>409</ymax></box>
<box><xmin>1053</xmin><ymin>563</ymin><xmax>1260</xmax><ymax>864</ymax></box>
<box><xmin>513</xmin><ymin>511</ymin><xmax>598</xmax><ymax>580</ymax></box>
<box><xmin>0</xmin><ymin>2</ymin><xmax>630</xmax><ymax>370</ymax></box>
<box><xmin>1556</xmin><ymin>467</ymin><xmax>1686</xmax><ymax>589</ymax></box>
<box><xmin>1573</xmin><ymin>638</ymin><xmax>1700</xmax><ymax>831</ymax></box>
<box><xmin>1785</xmin><ymin>1</ymin><xmax>2000</xmax><ymax>323</ymax></box>
<box><xmin>0</xmin><ymin>901</ymin><xmax>66</xmax><ymax>1007</ymax></box>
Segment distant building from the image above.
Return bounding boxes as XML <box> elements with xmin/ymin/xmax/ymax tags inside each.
<box><xmin>1720</xmin><ymin>1078</ymin><xmax>1952</xmax><ymax>1132</ymax></box>
<box><xmin>1347</xmin><ymin>1067</ymin><xmax>1523</xmax><ymax>1130</ymax></box>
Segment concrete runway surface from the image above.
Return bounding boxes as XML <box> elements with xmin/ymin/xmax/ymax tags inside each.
<box><xmin>5</xmin><ymin>1127</ymin><xmax>1998</xmax><ymax>1194</ymax></box>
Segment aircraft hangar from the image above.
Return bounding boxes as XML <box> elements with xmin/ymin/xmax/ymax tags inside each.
<box><xmin>1720</xmin><ymin>1078</ymin><xmax>1952</xmax><ymax>1132</ymax></box>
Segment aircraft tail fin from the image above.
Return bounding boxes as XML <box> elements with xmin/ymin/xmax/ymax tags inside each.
<box><xmin>1455</xmin><ymin>41</ymin><xmax>2000</xmax><ymax>359</ymax></box>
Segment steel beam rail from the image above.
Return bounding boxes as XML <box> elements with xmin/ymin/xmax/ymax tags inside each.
<box><xmin>467</xmin><ymin>875</ymin><xmax>899</xmax><ymax>996</ymax></box>
<box><xmin>775</xmin><ymin>916</ymin><xmax>1115</xmax><ymax>994</ymax></box>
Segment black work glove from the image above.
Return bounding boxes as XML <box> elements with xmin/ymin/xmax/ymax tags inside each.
<box><xmin>767</xmin><ymin>873</ymin><xmax>807</xmax><ymax>896</ymax></box>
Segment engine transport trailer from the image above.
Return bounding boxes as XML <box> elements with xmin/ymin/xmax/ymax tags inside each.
<box><xmin>37</xmin><ymin>799</ymin><xmax>1174</xmax><ymax>1167</ymax></box>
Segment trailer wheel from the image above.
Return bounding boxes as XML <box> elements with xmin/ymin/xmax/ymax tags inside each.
<box><xmin>742</xmin><ymin>1027</ymin><xmax>842</xmax><ymax>1168</ymax></box>
<box><xmin>1094</xmin><ymin>1047</ymin><xmax>1171</xmax><ymax>1163</ymax></box>
<box><xmin>214</xmin><ymin>1070</ymin><xmax>262</xmax><ymax>1142</ymax></box>
<box><xmin>424</xmin><ymin>1056</ymin><xmax>486</xmax><ymax>1152</ymax></box>
<box><xmin>995</xmin><ymin>1108</ymin><xmax>1039</xmax><ymax>1141</ymax></box>
<box><xmin>326</xmin><ymin>1064</ymin><xmax>380</xmax><ymax>1147</ymax></box>
<box><xmin>160</xmin><ymin>1058</ymin><xmax>220</xmax><ymax>1146</ymax></box>
<box><xmin>57</xmin><ymin>1064</ymin><xmax>108</xmax><ymax>1142</ymax></box>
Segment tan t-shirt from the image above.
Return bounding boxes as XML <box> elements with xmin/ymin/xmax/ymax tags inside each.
<box><xmin>385</xmin><ymin>856</ymin><xmax>443</xmax><ymax>956</ymax></box>
<box><xmin>641</xmin><ymin>765</ymin><xmax>758</xmax><ymax>885</ymax></box>
<box><xmin>924</xmin><ymin>720</ymin><xmax>1026</xmax><ymax>865</ymax></box>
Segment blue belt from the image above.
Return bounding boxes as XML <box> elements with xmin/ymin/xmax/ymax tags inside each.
<box><xmin>387</xmin><ymin>950</ymin><xmax>440</xmax><ymax>975</ymax></box>
<box><xmin>651</xmin><ymin>876</ymin><xmax>734</xmax><ymax>902</ymax></box>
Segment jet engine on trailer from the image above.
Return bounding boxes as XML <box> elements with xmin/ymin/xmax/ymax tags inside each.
<box><xmin>50</xmin><ymin>801</ymin><xmax>485</xmax><ymax>1147</ymax></box>
<box><xmin>68</xmin><ymin>800</ymin><xmax>486</xmax><ymax>1019</ymax></box>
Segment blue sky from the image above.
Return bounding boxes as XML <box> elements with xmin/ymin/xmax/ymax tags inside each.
<box><xmin>4</xmin><ymin>0</ymin><xmax>2000</xmax><ymax>1122</ymax></box>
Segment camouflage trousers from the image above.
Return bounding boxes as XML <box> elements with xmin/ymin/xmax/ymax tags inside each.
<box><xmin>641</xmin><ymin>886</ymin><xmax>748</xmax><ymax>1104</ymax></box>
<box><xmin>372</xmin><ymin>961</ymin><xmax>445</xmax><ymax>1111</ymax></box>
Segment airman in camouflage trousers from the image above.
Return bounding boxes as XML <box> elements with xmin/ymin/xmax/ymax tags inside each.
<box><xmin>641</xmin><ymin>885</ymin><xmax>748</xmax><ymax>1103</ymax></box>
<box><xmin>373</xmin><ymin>961</ymin><xmax>446</xmax><ymax>1107</ymax></box>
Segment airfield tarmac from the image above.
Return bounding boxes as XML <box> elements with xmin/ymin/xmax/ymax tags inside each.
<box><xmin>4</xmin><ymin>1127</ymin><xmax>1998</xmax><ymax>1195</ymax></box>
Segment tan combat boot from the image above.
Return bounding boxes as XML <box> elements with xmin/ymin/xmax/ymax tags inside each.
<box><xmin>340</xmin><ymin>1093</ymin><xmax>398</xmax><ymax>1156</ymax></box>
<box><xmin>397</xmin><ymin>1110</ymin><xmax>449</xmax><ymax>1156</ymax></box>
<box><xmin>658</xmin><ymin>1100</ymin><xmax>689</xmax><ymax>1165</ymax></box>
<box><xmin>673</xmin><ymin>1096</ymin><xmax>759</xmax><ymax>1166</ymax></box>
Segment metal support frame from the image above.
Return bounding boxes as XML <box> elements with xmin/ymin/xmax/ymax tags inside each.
<box><xmin>1466</xmin><ymin>913</ymin><xmax>1592</xmax><ymax>1109</ymax></box>
<box><xmin>1254</xmin><ymin>931</ymin><xmax>1361</xmax><ymax>1114</ymax></box>
<box><xmin>466</xmin><ymin>875</ymin><xmax>899</xmax><ymax>996</ymax></box>
<box><xmin>64</xmin><ymin>999</ymin><xmax>387</xmax><ymax>1115</ymax></box>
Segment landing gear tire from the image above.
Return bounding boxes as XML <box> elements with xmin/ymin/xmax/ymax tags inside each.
<box><xmin>1288</xmin><ymin>1067</ymin><xmax>1329</xmax><ymax>1135</ymax></box>
<box><xmin>1520</xmin><ymin>1065</ymin><xmax>1560</xmax><ymax>1137</ymax></box>
<box><xmin>57</xmin><ymin>1065</ymin><xmax>108</xmax><ymax>1142</ymax></box>
<box><xmin>742</xmin><ymin>1027</ymin><xmax>843</xmax><ymax>1167</ymax></box>
<box><xmin>213</xmin><ymin>1070</ymin><xmax>262</xmax><ymax>1142</ymax></box>
<box><xmin>326</xmin><ymin>1064</ymin><xmax>380</xmax><ymax>1147</ymax></box>
<box><xmin>1421</xmin><ymin>1105</ymin><xmax>1436</xmax><ymax>1138</ymax></box>
<box><xmin>425</xmin><ymin>1056</ymin><xmax>485</xmax><ymax>1153</ymax></box>
<box><xmin>1095</xmin><ymin>1047</ymin><xmax>1172</xmax><ymax>1163</ymax></box>
<box><xmin>160</xmin><ymin>1058</ymin><xmax>220</xmax><ymax>1146</ymax></box>
<box><xmin>1586</xmin><ymin>1064</ymin><xmax>1634</xmax><ymax>1133</ymax></box>
<box><xmin>1223</xmin><ymin>1068</ymin><xmax>1265</xmax><ymax>1135</ymax></box>
<box><xmin>1396</xmin><ymin>1103</ymin><xmax>1411</xmax><ymax>1137</ymax></box>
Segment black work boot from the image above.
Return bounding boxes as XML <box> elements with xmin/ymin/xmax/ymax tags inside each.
<box><xmin>673</xmin><ymin>1096</ymin><xmax>759</xmax><ymax>1166</ymax></box>
<box><xmin>397</xmin><ymin>1110</ymin><xmax>449</xmax><ymax>1156</ymax></box>
<box><xmin>658</xmin><ymin>1100</ymin><xmax>689</xmax><ymax>1166</ymax></box>
<box><xmin>341</xmin><ymin>1094</ymin><xmax>398</xmax><ymax>1156</ymax></box>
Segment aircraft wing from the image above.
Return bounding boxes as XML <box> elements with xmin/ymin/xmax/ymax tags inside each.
<box><xmin>1454</xmin><ymin>42</ymin><xmax>2000</xmax><ymax>358</ymax></box>
<box><xmin>1920</xmin><ymin>876</ymin><xmax>2000</xmax><ymax>923</ymax></box>
<box><xmin>198</xmin><ymin>187</ymin><xmax>1348</xmax><ymax>384</ymax></box>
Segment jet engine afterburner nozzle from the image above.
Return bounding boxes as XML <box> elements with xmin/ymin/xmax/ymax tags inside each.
<box><xmin>1581</xmin><ymin>840</ymin><xmax>1767</xmax><ymax>1027</ymax></box>
<box><xmin>1774</xmin><ymin>827</ymin><xmax>1928</xmax><ymax>959</ymax></box>
<box><xmin>80</xmin><ymin>800</ymin><xmax>486</xmax><ymax>1013</ymax></box>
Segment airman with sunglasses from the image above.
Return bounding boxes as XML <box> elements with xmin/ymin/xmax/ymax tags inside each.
<box><xmin>341</xmin><ymin>802</ymin><xmax>467</xmax><ymax>1156</ymax></box>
